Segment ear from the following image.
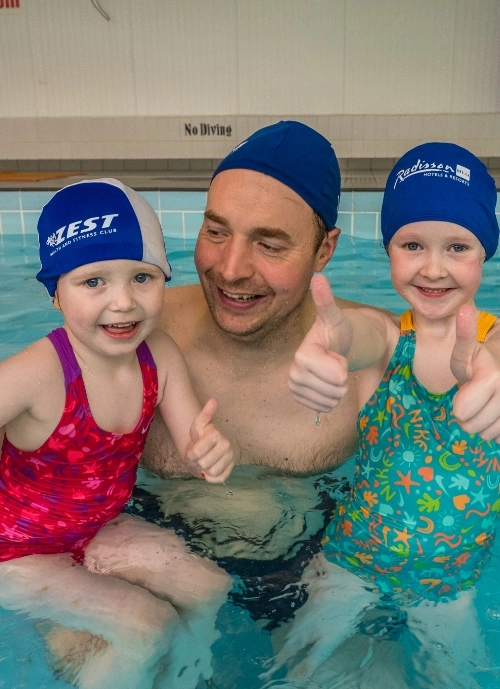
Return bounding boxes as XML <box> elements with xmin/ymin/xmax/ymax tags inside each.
<box><xmin>314</xmin><ymin>228</ymin><xmax>340</xmax><ymax>272</ymax></box>
<box><xmin>53</xmin><ymin>289</ymin><xmax>61</xmax><ymax>311</ymax></box>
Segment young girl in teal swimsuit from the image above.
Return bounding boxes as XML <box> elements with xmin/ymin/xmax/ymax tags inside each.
<box><xmin>268</xmin><ymin>143</ymin><xmax>500</xmax><ymax>688</ymax></box>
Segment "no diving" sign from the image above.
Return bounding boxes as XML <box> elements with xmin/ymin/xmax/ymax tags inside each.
<box><xmin>184</xmin><ymin>122</ymin><xmax>234</xmax><ymax>138</ymax></box>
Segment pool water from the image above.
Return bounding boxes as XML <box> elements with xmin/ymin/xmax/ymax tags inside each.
<box><xmin>0</xmin><ymin>233</ymin><xmax>499</xmax><ymax>689</ymax></box>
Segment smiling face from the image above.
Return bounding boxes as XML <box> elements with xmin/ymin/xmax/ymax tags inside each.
<box><xmin>54</xmin><ymin>259</ymin><xmax>165</xmax><ymax>357</ymax></box>
<box><xmin>194</xmin><ymin>169</ymin><xmax>339</xmax><ymax>342</ymax></box>
<box><xmin>388</xmin><ymin>221</ymin><xmax>485</xmax><ymax>320</ymax></box>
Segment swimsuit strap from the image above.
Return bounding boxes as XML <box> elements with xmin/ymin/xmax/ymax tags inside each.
<box><xmin>46</xmin><ymin>328</ymin><xmax>81</xmax><ymax>389</ymax></box>
<box><xmin>47</xmin><ymin>330</ymin><xmax>157</xmax><ymax>390</ymax></box>
<box><xmin>400</xmin><ymin>310</ymin><xmax>414</xmax><ymax>332</ymax></box>
<box><xmin>477</xmin><ymin>311</ymin><xmax>497</xmax><ymax>343</ymax></box>
<box><xmin>400</xmin><ymin>309</ymin><xmax>497</xmax><ymax>342</ymax></box>
<box><xmin>136</xmin><ymin>340</ymin><xmax>157</xmax><ymax>369</ymax></box>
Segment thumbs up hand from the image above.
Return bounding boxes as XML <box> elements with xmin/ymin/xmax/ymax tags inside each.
<box><xmin>186</xmin><ymin>398</ymin><xmax>234</xmax><ymax>482</ymax></box>
<box><xmin>289</xmin><ymin>274</ymin><xmax>352</xmax><ymax>412</ymax></box>
<box><xmin>452</xmin><ymin>304</ymin><xmax>500</xmax><ymax>442</ymax></box>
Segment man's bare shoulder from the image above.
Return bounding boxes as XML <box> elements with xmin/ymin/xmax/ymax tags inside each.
<box><xmin>161</xmin><ymin>284</ymin><xmax>206</xmax><ymax>332</ymax></box>
<box><xmin>163</xmin><ymin>283</ymin><xmax>204</xmax><ymax>310</ymax></box>
<box><xmin>336</xmin><ymin>295</ymin><xmax>396</xmax><ymax>321</ymax></box>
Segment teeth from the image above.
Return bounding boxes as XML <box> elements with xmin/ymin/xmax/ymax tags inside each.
<box><xmin>106</xmin><ymin>322</ymin><xmax>136</xmax><ymax>328</ymax></box>
<box><xmin>223</xmin><ymin>291</ymin><xmax>258</xmax><ymax>301</ymax></box>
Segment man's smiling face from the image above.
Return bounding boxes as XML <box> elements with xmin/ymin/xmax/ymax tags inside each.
<box><xmin>194</xmin><ymin>168</ymin><xmax>338</xmax><ymax>342</ymax></box>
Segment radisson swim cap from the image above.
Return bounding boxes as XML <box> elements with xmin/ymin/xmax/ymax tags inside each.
<box><xmin>381</xmin><ymin>142</ymin><xmax>499</xmax><ymax>259</ymax></box>
<box><xmin>212</xmin><ymin>121</ymin><xmax>341</xmax><ymax>230</ymax></box>
<box><xmin>36</xmin><ymin>179</ymin><xmax>171</xmax><ymax>297</ymax></box>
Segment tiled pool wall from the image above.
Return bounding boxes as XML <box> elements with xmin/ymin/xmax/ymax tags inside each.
<box><xmin>1</xmin><ymin>190</ymin><xmax>499</xmax><ymax>242</ymax></box>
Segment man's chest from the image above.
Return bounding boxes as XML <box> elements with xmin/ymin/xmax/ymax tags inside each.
<box><xmin>187</xmin><ymin>353</ymin><xmax>359</xmax><ymax>471</ymax></box>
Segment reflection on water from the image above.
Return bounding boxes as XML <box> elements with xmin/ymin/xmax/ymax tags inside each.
<box><xmin>128</xmin><ymin>465</ymin><xmax>352</xmax><ymax>633</ymax></box>
<box><xmin>124</xmin><ymin>464</ymin><xmax>500</xmax><ymax>689</ymax></box>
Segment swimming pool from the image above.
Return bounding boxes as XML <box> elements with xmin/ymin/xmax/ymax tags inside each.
<box><xmin>0</xmin><ymin>226</ymin><xmax>500</xmax><ymax>688</ymax></box>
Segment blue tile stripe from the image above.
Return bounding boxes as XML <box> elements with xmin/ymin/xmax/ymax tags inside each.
<box><xmin>0</xmin><ymin>191</ymin><xmax>498</xmax><ymax>243</ymax></box>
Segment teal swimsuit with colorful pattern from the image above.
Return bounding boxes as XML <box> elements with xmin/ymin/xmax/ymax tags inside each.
<box><xmin>323</xmin><ymin>311</ymin><xmax>500</xmax><ymax>600</ymax></box>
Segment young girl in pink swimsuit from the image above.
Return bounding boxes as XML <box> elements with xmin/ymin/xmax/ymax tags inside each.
<box><xmin>0</xmin><ymin>179</ymin><xmax>234</xmax><ymax>689</ymax></box>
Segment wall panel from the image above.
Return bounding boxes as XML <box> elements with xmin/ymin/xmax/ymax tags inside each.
<box><xmin>0</xmin><ymin>0</ymin><xmax>499</xmax><ymax>162</ymax></box>
<box><xmin>0</xmin><ymin>8</ymin><xmax>37</xmax><ymax>116</ymax></box>
<box><xmin>26</xmin><ymin>0</ymin><xmax>136</xmax><ymax>116</ymax></box>
<box><xmin>131</xmin><ymin>0</ymin><xmax>239</xmax><ymax>115</ymax></box>
<box><xmin>237</xmin><ymin>0</ymin><xmax>345</xmax><ymax>114</ymax></box>
<box><xmin>451</xmin><ymin>0</ymin><xmax>500</xmax><ymax>113</ymax></box>
<box><xmin>344</xmin><ymin>0</ymin><xmax>456</xmax><ymax>114</ymax></box>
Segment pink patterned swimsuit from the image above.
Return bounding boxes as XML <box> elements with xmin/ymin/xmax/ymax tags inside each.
<box><xmin>0</xmin><ymin>328</ymin><xmax>158</xmax><ymax>562</ymax></box>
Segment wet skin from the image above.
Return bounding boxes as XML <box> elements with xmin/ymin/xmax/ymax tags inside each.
<box><xmin>143</xmin><ymin>169</ymin><xmax>363</xmax><ymax>475</ymax></box>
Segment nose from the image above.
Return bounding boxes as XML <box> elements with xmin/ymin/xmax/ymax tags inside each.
<box><xmin>219</xmin><ymin>237</ymin><xmax>254</xmax><ymax>283</ymax></box>
<box><xmin>419</xmin><ymin>251</ymin><xmax>448</xmax><ymax>281</ymax></box>
<box><xmin>109</xmin><ymin>282</ymin><xmax>136</xmax><ymax>312</ymax></box>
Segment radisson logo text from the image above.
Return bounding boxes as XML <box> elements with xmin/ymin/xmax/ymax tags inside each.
<box><xmin>394</xmin><ymin>159</ymin><xmax>471</xmax><ymax>188</ymax></box>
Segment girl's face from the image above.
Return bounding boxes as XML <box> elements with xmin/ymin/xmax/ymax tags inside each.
<box><xmin>54</xmin><ymin>259</ymin><xmax>165</xmax><ymax>357</ymax></box>
<box><xmin>388</xmin><ymin>221</ymin><xmax>485</xmax><ymax>320</ymax></box>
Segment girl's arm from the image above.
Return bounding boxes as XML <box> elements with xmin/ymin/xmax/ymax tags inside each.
<box><xmin>150</xmin><ymin>332</ymin><xmax>233</xmax><ymax>483</ymax></box>
<box><xmin>0</xmin><ymin>340</ymin><xmax>58</xmax><ymax>428</ymax></box>
<box><xmin>289</xmin><ymin>274</ymin><xmax>396</xmax><ymax>413</ymax></box>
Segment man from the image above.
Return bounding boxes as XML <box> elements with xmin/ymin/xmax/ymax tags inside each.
<box><xmin>129</xmin><ymin>121</ymin><xmax>358</xmax><ymax>631</ymax></box>
<box><xmin>135</xmin><ymin>121</ymin><xmax>500</xmax><ymax>627</ymax></box>
<box><xmin>143</xmin><ymin>121</ymin><xmax>358</xmax><ymax>477</ymax></box>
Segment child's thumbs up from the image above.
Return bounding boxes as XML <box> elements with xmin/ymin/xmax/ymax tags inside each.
<box><xmin>190</xmin><ymin>397</ymin><xmax>218</xmax><ymax>445</ymax></box>
<box><xmin>186</xmin><ymin>398</ymin><xmax>234</xmax><ymax>482</ymax></box>
<box><xmin>451</xmin><ymin>304</ymin><xmax>479</xmax><ymax>385</ymax></box>
<box><xmin>452</xmin><ymin>305</ymin><xmax>500</xmax><ymax>442</ymax></box>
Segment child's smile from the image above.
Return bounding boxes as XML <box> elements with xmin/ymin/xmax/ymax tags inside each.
<box><xmin>53</xmin><ymin>259</ymin><xmax>166</xmax><ymax>358</ymax></box>
<box><xmin>388</xmin><ymin>221</ymin><xmax>485</xmax><ymax>321</ymax></box>
<box><xmin>100</xmin><ymin>321</ymin><xmax>141</xmax><ymax>339</ymax></box>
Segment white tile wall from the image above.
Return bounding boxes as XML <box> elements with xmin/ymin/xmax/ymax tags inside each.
<box><xmin>1</xmin><ymin>0</ymin><xmax>499</xmax><ymax>119</ymax></box>
<box><xmin>1</xmin><ymin>0</ymin><xmax>499</xmax><ymax>161</ymax></box>
<box><xmin>452</xmin><ymin>0</ymin><xmax>500</xmax><ymax>113</ymax></box>
<box><xmin>1</xmin><ymin>114</ymin><xmax>500</xmax><ymax>160</ymax></box>
<box><xmin>237</xmin><ymin>0</ymin><xmax>346</xmax><ymax>115</ymax></box>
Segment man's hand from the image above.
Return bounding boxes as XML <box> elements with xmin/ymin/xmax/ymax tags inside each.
<box><xmin>186</xmin><ymin>398</ymin><xmax>234</xmax><ymax>482</ymax></box>
<box><xmin>452</xmin><ymin>304</ymin><xmax>500</xmax><ymax>442</ymax></box>
<box><xmin>289</xmin><ymin>274</ymin><xmax>351</xmax><ymax>413</ymax></box>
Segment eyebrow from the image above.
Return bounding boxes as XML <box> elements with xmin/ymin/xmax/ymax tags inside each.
<box><xmin>204</xmin><ymin>210</ymin><xmax>229</xmax><ymax>226</ymax></box>
<box><xmin>204</xmin><ymin>210</ymin><xmax>292</xmax><ymax>242</ymax></box>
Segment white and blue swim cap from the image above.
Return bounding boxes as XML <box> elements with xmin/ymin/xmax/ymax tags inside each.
<box><xmin>382</xmin><ymin>142</ymin><xmax>499</xmax><ymax>260</ymax></box>
<box><xmin>36</xmin><ymin>179</ymin><xmax>171</xmax><ymax>297</ymax></box>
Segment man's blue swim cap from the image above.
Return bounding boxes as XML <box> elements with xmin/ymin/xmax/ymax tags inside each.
<box><xmin>381</xmin><ymin>142</ymin><xmax>499</xmax><ymax>260</ymax></box>
<box><xmin>37</xmin><ymin>179</ymin><xmax>171</xmax><ymax>297</ymax></box>
<box><xmin>212</xmin><ymin>121</ymin><xmax>341</xmax><ymax>230</ymax></box>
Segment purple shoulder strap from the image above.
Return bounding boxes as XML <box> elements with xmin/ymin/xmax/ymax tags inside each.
<box><xmin>47</xmin><ymin>329</ymin><xmax>156</xmax><ymax>388</ymax></box>
<box><xmin>46</xmin><ymin>328</ymin><xmax>81</xmax><ymax>389</ymax></box>
<box><xmin>136</xmin><ymin>340</ymin><xmax>156</xmax><ymax>369</ymax></box>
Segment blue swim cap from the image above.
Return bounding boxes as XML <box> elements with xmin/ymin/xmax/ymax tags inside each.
<box><xmin>37</xmin><ymin>179</ymin><xmax>171</xmax><ymax>297</ymax></box>
<box><xmin>381</xmin><ymin>142</ymin><xmax>499</xmax><ymax>259</ymax></box>
<box><xmin>213</xmin><ymin>121</ymin><xmax>341</xmax><ymax>230</ymax></box>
